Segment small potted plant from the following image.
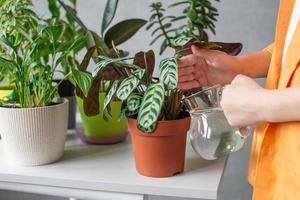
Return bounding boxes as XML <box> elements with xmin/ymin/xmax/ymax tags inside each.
<box><xmin>0</xmin><ymin>0</ymin><xmax>86</xmax><ymax>165</ymax></box>
<box><xmin>92</xmin><ymin>49</ymin><xmax>190</xmax><ymax>177</ymax></box>
<box><xmin>59</xmin><ymin>0</ymin><xmax>147</xmax><ymax>144</ymax></box>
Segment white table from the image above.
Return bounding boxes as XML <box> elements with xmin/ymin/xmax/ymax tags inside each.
<box><xmin>0</xmin><ymin>131</ymin><xmax>227</xmax><ymax>200</ymax></box>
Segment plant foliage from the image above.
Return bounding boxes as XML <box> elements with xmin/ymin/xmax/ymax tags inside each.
<box><xmin>147</xmin><ymin>0</ymin><xmax>220</xmax><ymax>54</ymax></box>
<box><xmin>58</xmin><ymin>0</ymin><xmax>147</xmax><ymax>117</ymax></box>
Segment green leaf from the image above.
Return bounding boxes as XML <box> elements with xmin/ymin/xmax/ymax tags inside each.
<box><xmin>42</xmin><ymin>25</ymin><xmax>63</xmax><ymax>43</ymax></box>
<box><xmin>159</xmin><ymin>57</ymin><xmax>178</xmax><ymax>90</ymax></box>
<box><xmin>171</xmin><ymin>36</ymin><xmax>193</xmax><ymax>47</ymax></box>
<box><xmin>58</xmin><ymin>0</ymin><xmax>88</xmax><ymax>30</ymax></box>
<box><xmin>104</xmin><ymin>19</ymin><xmax>147</xmax><ymax>47</ymax></box>
<box><xmin>116</xmin><ymin>68</ymin><xmax>145</xmax><ymax>100</ymax></box>
<box><xmin>127</xmin><ymin>93</ymin><xmax>142</xmax><ymax>112</ymax></box>
<box><xmin>118</xmin><ymin>107</ymin><xmax>138</xmax><ymax>121</ymax></box>
<box><xmin>103</xmin><ymin>80</ymin><xmax>119</xmax><ymax>111</ymax></box>
<box><xmin>137</xmin><ymin>83</ymin><xmax>165</xmax><ymax>133</ymax></box>
<box><xmin>86</xmin><ymin>30</ymin><xmax>110</xmax><ymax>61</ymax></box>
<box><xmin>101</xmin><ymin>0</ymin><xmax>119</xmax><ymax>35</ymax></box>
<box><xmin>0</xmin><ymin>57</ymin><xmax>15</xmax><ymax>68</ymax></box>
<box><xmin>48</xmin><ymin>0</ymin><xmax>60</xmax><ymax>18</ymax></box>
<box><xmin>187</xmin><ymin>9</ymin><xmax>198</xmax><ymax>21</ymax></box>
<box><xmin>71</xmin><ymin>69</ymin><xmax>93</xmax><ymax>97</ymax></box>
<box><xmin>168</xmin><ymin>1</ymin><xmax>189</xmax><ymax>8</ymax></box>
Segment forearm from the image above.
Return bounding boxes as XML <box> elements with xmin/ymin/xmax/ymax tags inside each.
<box><xmin>262</xmin><ymin>88</ymin><xmax>300</xmax><ymax>123</ymax></box>
<box><xmin>235</xmin><ymin>50</ymin><xmax>272</xmax><ymax>78</ymax></box>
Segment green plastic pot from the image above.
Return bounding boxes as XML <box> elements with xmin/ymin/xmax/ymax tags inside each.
<box><xmin>76</xmin><ymin>93</ymin><xmax>128</xmax><ymax>145</ymax></box>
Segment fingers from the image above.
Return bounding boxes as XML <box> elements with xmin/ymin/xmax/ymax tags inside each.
<box><xmin>178</xmin><ymin>74</ymin><xmax>195</xmax><ymax>82</ymax></box>
<box><xmin>178</xmin><ymin>66</ymin><xmax>194</xmax><ymax>76</ymax></box>
<box><xmin>178</xmin><ymin>80</ymin><xmax>201</xmax><ymax>90</ymax></box>
<box><xmin>191</xmin><ymin>45</ymin><xmax>212</xmax><ymax>57</ymax></box>
<box><xmin>178</xmin><ymin>54</ymin><xmax>198</xmax><ymax>68</ymax></box>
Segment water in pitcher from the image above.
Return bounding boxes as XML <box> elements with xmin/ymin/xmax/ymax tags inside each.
<box><xmin>189</xmin><ymin>108</ymin><xmax>247</xmax><ymax>160</ymax></box>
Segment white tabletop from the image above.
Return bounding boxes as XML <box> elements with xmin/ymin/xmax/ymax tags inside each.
<box><xmin>0</xmin><ymin>131</ymin><xmax>226</xmax><ymax>200</ymax></box>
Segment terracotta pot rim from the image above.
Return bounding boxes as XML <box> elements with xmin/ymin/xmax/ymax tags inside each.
<box><xmin>127</xmin><ymin>115</ymin><xmax>190</xmax><ymax>124</ymax></box>
<box><xmin>0</xmin><ymin>98</ymin><xmax>68</xmax><ymax>111</ymax></box>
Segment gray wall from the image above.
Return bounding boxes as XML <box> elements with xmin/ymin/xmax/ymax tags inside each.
<box><xmin>0</xmin><ymin>0</ymin><xmax>279</xmax><ymax>200</ymax></box>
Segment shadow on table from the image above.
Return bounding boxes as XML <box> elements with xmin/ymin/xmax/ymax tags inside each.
<box><xmin>60</xmin><ymin>134</ymin><xmax>132</xmax><ymax>163</ymax></box>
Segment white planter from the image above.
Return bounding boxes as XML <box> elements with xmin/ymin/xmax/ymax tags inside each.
<box><xmin>0</xmin><ymin>99</ymin><xmax>69</xmax><ymax>166</ymax></box>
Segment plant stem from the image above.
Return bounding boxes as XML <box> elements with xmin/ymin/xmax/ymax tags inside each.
<box><xmin>155</xmin><ymin>7</ymin><xmax>173</xmax><ymax>48</ymax></box>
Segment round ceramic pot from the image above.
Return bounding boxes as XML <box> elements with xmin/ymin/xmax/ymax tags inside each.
<box><xmin>128</xmin><ymin>117</ymin><xmax>191</xmax><ymax>177</ymax></box>
<box><xmin>76</xmin><ymin>93</ymin><xmax>127</xmax><ymax>145</ymax></box>
<box><xmin>0</xmin><ymin>100</ymin><xmax>69</xmax><ymax>166</ymax></box>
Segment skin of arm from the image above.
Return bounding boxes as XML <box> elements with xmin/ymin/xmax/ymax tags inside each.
<box><xmin>177</xmin><ymin>45</ymin><xmax>272</xmax><ymax>90</ymax></box>
<box><xmin>179</xmin><ymin>45</ymin><xmax>300</xmax><ymax>126</ymax></box>
<box><xmin>221</xmin><ymin>74</ymin><xmax>300</xmax><ymax>127</ymax></box>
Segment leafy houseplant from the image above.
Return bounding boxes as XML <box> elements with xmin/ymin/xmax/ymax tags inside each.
<box><xmin>0</xmin><ymin>0</ymin><xmax>86</xmax><ymax>166</ymax></box>
<box><xmin>58</xmin><ymin>0</ymin><xmax>147</xmax><ymax>144</ymax></box>
<box><xmin>147</xmin><ymin>1</ymin><xmax>242</xmax><ymax>56</ymax></box>
<box><xmin>92</xmin><ymin>49</ymin><xmax>190</xmax><ymax>176</ymax></box>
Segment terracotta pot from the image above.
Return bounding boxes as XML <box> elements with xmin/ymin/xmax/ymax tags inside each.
<box><xmin>128</xmin><ymin>117</ymin><xmax>191</xmax><ymax>177</ymax></box>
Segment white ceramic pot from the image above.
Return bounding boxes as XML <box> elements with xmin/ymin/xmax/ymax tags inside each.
<box><xmin>0</xmin><ymin>99</ymin><xmax>69</xmax><ymax>166</ymax></box>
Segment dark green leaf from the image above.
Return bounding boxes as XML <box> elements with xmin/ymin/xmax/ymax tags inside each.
<box><xmin>58</xmin><ymin>0</ymin><xmax>88</xmax><ymax>30</ymax></box>
<box><xmin>104</xmin><ymin>19</ymin><xmax>147</xmax><ymax>47</ymax></box>
<box><xmin>101</xmin><ymin>0</ymin><xmax>119</xmax><ymax>35</ymax></box>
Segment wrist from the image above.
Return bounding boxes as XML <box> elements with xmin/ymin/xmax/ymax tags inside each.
<box><xmin>259</xmin><ymin>89</ymin><xmax>275</xmax><ymax>123</ymax></box>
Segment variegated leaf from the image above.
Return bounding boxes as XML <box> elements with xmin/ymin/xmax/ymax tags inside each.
<box><xmin>93</xmin><ymin>57</ymin><xmax>114</xmax><ymax>77</ymax></box>
<box><xmin>116</xmin><ymin>69</ymin><xmax>145</xmax><ymax>100</ymax></box>
<box><xmin>171</xmin><ymin>36</ymin><xmax>193</xmax><ymax>47</ymax></box>
<box><xmin>159</xmin><ymin>57</ymin><xmax>178</xmax><ymax>90</ymax></box>
<box><xmin>137</xmin><ymin>83</ymin><xmax>165</xmax><ymax>133</ymax></box>
<box><xmin>127</xmin><ymin>93</ymin><xmax>142</xmax><ymax>112</ymax></box>
<box><xmin>118</xmin><ymin>107</ymin><xmax>138</xmax><ymax>122</ymax></box>
<box><xmin>103</xmin><ymin>80</ymin><xmax>119</xmax><ymax>111</ymax></box>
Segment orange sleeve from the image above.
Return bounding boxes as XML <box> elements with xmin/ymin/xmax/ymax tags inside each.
<box><xmin>264</xmin><ymin>43</ymin><xmax>274</xmax><ymax>54</ymax></box>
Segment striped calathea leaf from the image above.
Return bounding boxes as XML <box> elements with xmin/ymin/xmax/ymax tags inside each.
<box><xmin>171</xmin><ymin>36</ymin><xmax>193</xmax><ymax>47</ymax></box>
<box><xmin>137</xmin><ymin>83</ymin><xmax>165</xmax><ymax>133</ymax></box>
<box><xmin>159</xmin><ymin>57</ymin><xmax>178</xmax><ymax>90</ymax></box>
<box><xmin>127</xmin><ymin>93</ymin><xmax>143</xmax><ymax>112</ymax></box>
<box><xmin>116</xmin><ymin>68</ymin><xmax>145</xmax><ymax>100</ymax></box>
<box><xmin>103</xmin><ymin>80</ymin><xmax>119</xmax><ymax>111</ymax></box>
<box><xmin>118</xmin><ymin>107</ymin><xmax>139</xmax><ymax>122</ymax></box>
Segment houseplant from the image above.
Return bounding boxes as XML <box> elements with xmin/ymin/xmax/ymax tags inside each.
<box><xmin>0</xmin><ymin>0</ymin><xmax>38</xmax><ymax>101</ymax></box>
<box><xmin>91</xmin><ymin>48</ymin><xmax>190</xmax><ymax>177</ymax></box>
<box><xmin>59</xmin><ymin>0</ymin><xmax>147</xmax><ymax>144</ymax></box>
<box><xmin>47</xmin><ymin>0</ymin><xmax>85</xmax><ymax>129</ymax></box>
<box><xmin>85</xmin><ymin>0</ymin><xmax>243</xmax><ymax>177</ymax></box>
<box><xmin>147</xmin><ymin>1</ymin><xmax>242</xmax><ymax>56</ymax></box>
<box><xmin>0</xmin><ymin>0</ymin><xmax>87</xmax><ymax>165</ymax></box>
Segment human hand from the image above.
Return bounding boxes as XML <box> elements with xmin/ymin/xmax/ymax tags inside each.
<box><xmin>177</xmin><ymin>45</ymin><xmax>240</xmax><ymax>90</ymax></box>
<box><xmin>221</xmin><ymin>74</ymin><xmax>268</xmax><ymax>127</ymax></box>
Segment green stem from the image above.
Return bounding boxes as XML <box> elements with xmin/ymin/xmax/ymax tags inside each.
<box><xmin>155</xmin><ymin>7</ymin><xmax>173</xmax><ymax>48</ymax></box>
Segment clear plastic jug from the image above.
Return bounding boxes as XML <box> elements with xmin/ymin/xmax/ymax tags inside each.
<box><xmin>183</xmin><ymin>85</ymin><xmax>251</xmax><ymax>160</ymax></box>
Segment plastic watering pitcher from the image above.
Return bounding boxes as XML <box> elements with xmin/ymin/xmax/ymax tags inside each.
<box><xmin>183</xmin><ymin>85</ymin><xmax>251</xmax><ymax>160</ymax></box>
